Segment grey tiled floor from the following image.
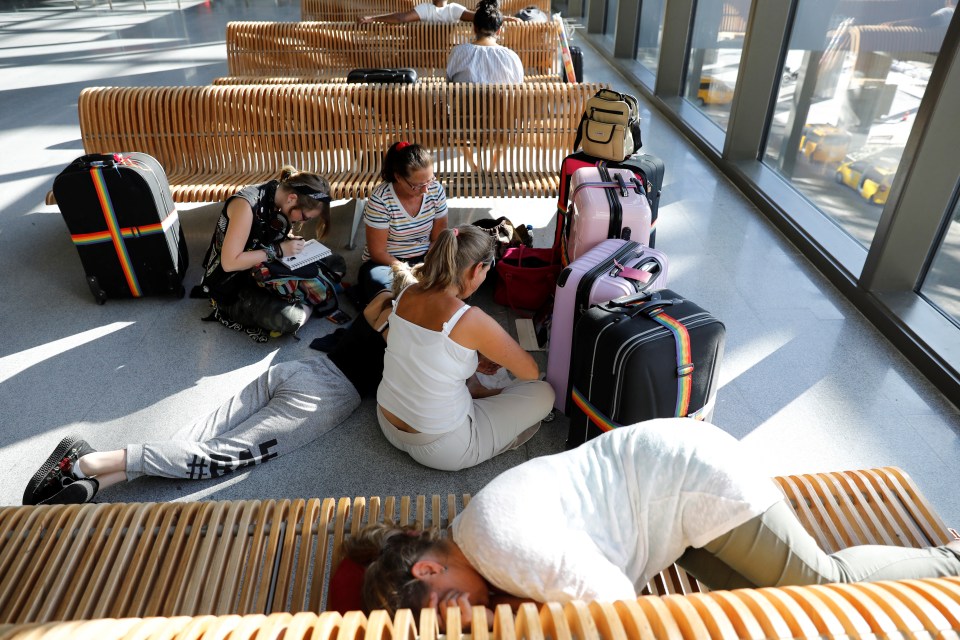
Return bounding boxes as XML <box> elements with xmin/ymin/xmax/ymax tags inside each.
<box><xmin>1</xmin><ymin>0</ymin><xmax>959</xmax><ymax>529</ymax></box>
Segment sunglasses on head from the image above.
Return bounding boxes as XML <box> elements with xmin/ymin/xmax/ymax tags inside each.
<box><xmin>290</xmin><ymin>182</ymin><xmax>332</xmax><ymax>203</ymax></box>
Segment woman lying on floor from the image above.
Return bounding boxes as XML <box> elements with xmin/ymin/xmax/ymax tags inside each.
<box><xmin>348</xmin><ymin>419</ymin><xmax>960</xmax><ymax>626</ymax></box>
<box><xmin>23</xmin><ymin>264</ymin><xmax>419</xmax><ymax>506</ymax></box>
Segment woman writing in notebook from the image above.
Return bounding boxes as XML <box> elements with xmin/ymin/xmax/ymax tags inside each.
<box><xmin>197</xmin><ymin>166</ymin><xmax>336</xmax><ymax>341</ymax></box>
<box><xmin>375</xmin><ymin>224</ymin><xmax>555</xmax><ymax>471</ymax></box>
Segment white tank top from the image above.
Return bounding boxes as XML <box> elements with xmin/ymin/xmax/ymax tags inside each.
<box><xmin>377</xmin><ymin>291</ymin><xmax>478</xmax><ymax>434</ymax></box>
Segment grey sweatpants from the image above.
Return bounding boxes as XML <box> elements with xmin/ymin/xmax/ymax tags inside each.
<box><xmin>126</xmin><ymin>356</ymin><xmax>360</xmax><ymax>480</ymax></box>
<box><xmin>677</xmin><ymin>500</ymin><xmax>960</xmax><ymax>589</ymax></box>
<box><xmin>377</xmin><ymin>380</ymin><xmax>555</xmax><ymax>471</ymax></box>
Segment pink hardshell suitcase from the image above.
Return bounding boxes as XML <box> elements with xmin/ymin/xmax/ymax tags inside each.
<box><xmin>567</xmin><ymin>165</ymin><xmax>653</xmax><ymax>262</ymax></box>
<box><xmin>545</xmin><ymin>239</ymin><xmax>668</xmax><ymax>413</ymax></box>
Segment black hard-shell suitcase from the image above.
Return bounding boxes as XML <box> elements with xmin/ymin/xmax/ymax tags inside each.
<box><xmin>52</xmin><ymin>152</ymin><xmax>188</xmax><ymax>304</ymax></box>
<box><xmin>347</xmin><ymin>68</ymin><xmax>418</xmax><ymax>84</ymax></box>
<box><xmin>619</xmin><ymin>153</ymin><xmax>664</xmax><ymax>237</ymax></box>
<box><xmin>562</xmin><ymin>45</ymin><xmax>584</xmax><ymax>83</ymax></box>
<box><xmin>565</xmin><ymin>289</ymin><xmax>724</xmax><ymax>448</ymax></box>
<box><xmin>557</xmin><ymin>150</ymin><xmax>665</xmax><ymax>249</ymax></box>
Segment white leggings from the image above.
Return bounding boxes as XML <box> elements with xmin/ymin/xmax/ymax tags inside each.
<box><xmin>377</xmin><ymin>380</ymin><xmax>555</xmax><ymax>471</ymax></box>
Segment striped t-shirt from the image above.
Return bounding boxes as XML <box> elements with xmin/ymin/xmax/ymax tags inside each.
<box><xmin>361</xmin><ymin>181</ymin><xmax>448</xmax><ymax>262</ymax></box>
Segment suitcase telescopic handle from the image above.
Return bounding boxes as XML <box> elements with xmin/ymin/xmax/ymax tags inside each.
<box><xmin>611</xmin><ymin>173</ymin><xmax>645</xmax><ymax>197</ymax></box>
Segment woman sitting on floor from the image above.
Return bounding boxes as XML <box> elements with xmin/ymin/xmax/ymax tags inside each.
<box><xmin>197</xmin><ymin>166</ymin><xmax>334</xmax><ymax>341</ymax></box>
<box><xmin>357</xmin><ymin>141</ymin><xmax>448</xmax><ymax>304</ymax></box>
<box><xmin>375</xmin><ymin>224</ymin><xmax>554</xmax><ymax>471</ymax></box>
<box><xmin>350</xmin><ymin>419</ymin><xmax>960</xmax><ymax>627</ymax></box>
<box><xmin>23</xmin><ymin>265</ymin><xmax>418</xmax><ymax>506</ymax></box>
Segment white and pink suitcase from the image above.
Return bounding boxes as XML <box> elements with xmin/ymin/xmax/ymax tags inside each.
<box><xmin>545</xmin><ymin>239</ymin><xmax>669</xmax><ymax>413</ymax></box>
<box><xmin>567</xmin><ymin>165</ymin><xmax>653</xmax><ymax>262</ymax></box>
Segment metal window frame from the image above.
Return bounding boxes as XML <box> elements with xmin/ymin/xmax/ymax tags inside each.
<box><xmin>576</xmin><ymin>0</ymin><xmax>960</xmax><ymax>404</ymax></box>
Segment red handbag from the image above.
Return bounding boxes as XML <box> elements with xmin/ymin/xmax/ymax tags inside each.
<box><xmin>494</xmin><ymin>245</ymin><xmax>561</xmax><ymax>311</ymax></box>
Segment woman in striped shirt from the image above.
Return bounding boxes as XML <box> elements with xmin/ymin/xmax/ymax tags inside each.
<box><xmin>358</xmin><ymin>142</ymin><xmax>448</xmax><ymax>303</ymax></box>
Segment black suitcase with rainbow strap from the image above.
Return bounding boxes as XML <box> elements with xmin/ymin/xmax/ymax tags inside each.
<box><xmin>565</xmin><ymin>289</ymin><xmax>725</xmax><ymax>448</ymax></box>
<box><xmin>53</xmin><ymin>153</ymin><xmax>187</xmax><ymax>304</ymax></box>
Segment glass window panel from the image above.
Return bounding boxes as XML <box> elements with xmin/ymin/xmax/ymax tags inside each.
<box><xmin>921</xmin><ymin>197</ymin><xmax>960</xmax><ymax>326</ymax></box>
<box><xmin>762</xmin><ymin>0</ymin><xmax>952</xmax><ymax>249</ymax></box>
<box><xmin>683</xmin><ymin>0</ymin><xmax>749</xmax><ymax>130</ymax></box>
<box><xmin>635</xmin><ymin>0</ymin><xmax>666</xmax><ymax>75</ymax></box>
<box><xmin>604</xmin><ymin>0</ymin><xmax>619</xmax><ymax>37</ymax></box>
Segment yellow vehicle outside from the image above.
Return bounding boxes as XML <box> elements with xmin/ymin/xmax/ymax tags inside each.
<box><xmin>696</xmin><ymin>76</ymin><xmax>734</xmax><ymax>106</ymax></box>
<box><xmin>799</xmin><ymin>124</ymin><xmax>851</xmax><ymax>164</ymax></box>
<box><xmin>835</xmin><ymin>156</ymin><xmax>898</xmax><ymax>205</ymax></box>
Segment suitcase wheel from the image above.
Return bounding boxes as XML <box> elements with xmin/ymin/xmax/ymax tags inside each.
<box><xmin>86</xmin><ymin>276</ymin><xmax>107</xmax><ymax>305</ymax></box>
<box><xmin>165</xmin><ymin>270</ymin><xmax>186</xmax><ymax>299</ymax></box>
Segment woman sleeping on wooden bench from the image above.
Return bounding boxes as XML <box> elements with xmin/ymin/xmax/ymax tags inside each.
<box><xmin>22</xmin><ymin>265</ymin><xmax>419</xmax><ymax>506</ymax></box>
<box><xmin>348</xmin><ymin>419</ymin><xmax>960</xmax><ymax>628</ymax></box>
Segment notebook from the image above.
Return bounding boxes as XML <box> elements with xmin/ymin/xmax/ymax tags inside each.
<box><xmin>281</xmin><ymin>239</ymin><xmax>332</xmax><ymax>270</ymax></box>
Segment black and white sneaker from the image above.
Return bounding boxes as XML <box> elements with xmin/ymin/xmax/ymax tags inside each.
<box><xmin>37</xmin><ymin>478</ymin><xmax>99</xmax><ymax>505</ymax></box>
<box><xmin>23</xmin><ymin>436</ymin><xmax>98</xmax><ymax>505</ymax></box>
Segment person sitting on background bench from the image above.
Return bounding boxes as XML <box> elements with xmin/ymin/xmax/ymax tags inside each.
<box><xmin>350</xmin><ymin>419</ymin><xmax>960</xmax><ymax>627</ymax></box>
<box><xmin>23</xmin><ymin>265</ymin><xmax>419</xmax><ymax>506</ymax></box>
<box><xmin>446</xmin><ymin>0</ymin><xmax>524</xmax><ymax>84</ymax></box>
<box><xmin>359</xmin><ymin>0</ymin><xmax>521</xmax><ymax>25</ymax></box>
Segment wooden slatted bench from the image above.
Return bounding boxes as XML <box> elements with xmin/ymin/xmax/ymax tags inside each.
<box><xmin>212</xmin><ymin>73</ymin><xmax>560</xmax><ymax>85</ymax></box>
<box><xmin>0</xmin><ymin>467</ymin><xmax>955</xmax><ymax>630</ymax></box>
<box><xmin>4</xmin><ymin>577</ymin><xmax>960</xmax><ymax>640</ymax></box>
<box><xmin>301</xmin><ymin>0</ymin><xmax>551</xmax><ymax>22</ymax></box>
<box><xmin>55</xmin><ymin>82</ymin><xmax>602</xmax><ymax>247</ymax></box>
<box><xmin>224</xmin><ymin>21</ymin><xmax>563</xmax><ymax>81</ymax></box>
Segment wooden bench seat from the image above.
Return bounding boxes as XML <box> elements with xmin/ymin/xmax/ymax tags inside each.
<box><xmin>224</xmin><ymin>21</ymin><xmax>562</xmax><ymax>81</ymax></box>
<box><xmin>301</xmin><ymin>0</ymin><xmax>551</xmax><ymax>21</ymax></box>
<box><xmin>60</xmin><ymin>82</ymin><xmax>601</xmax><ymax>246</ymax></box>
<box><xmin>0</xmin><ymin>466</ymin><xmax>955</xmax><ymax>632</ymax></box>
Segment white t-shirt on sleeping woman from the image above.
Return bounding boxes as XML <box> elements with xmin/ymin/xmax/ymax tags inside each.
<box><xmin>451</xmin><ymin>419</ymin><xmax>783</xmax><ymax>603</ymax></box>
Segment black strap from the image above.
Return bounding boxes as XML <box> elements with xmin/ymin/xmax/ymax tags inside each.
<box><xmin>598</xmin><ymin>165</ymin><xmax>623</xmax><ymax>238</ymax></box>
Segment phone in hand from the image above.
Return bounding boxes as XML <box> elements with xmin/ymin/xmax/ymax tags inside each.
<box><xmin>326</xmin><ymin>309</ymin><xmax>352</xmax><ymax>325</ymax></box>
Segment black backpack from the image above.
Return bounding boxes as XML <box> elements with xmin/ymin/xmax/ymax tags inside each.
<box><xmin>516</xmin><ymin>6</ymin><xmax>548</xmax><ymax>21</ymax></box>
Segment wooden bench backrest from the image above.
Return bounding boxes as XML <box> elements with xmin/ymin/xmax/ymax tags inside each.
<box><xmin>301</xmin><ymin>0</ymin><xmax>551</xmax><ymax>21</ymax></box>
<box><xmin>0</xmin><ymin>467</ymin><xmax>953</xmax><ymax>627</ymax></box>
<box><xmin>77</xmin><ymin>82</ymin><xmax>603</xmax><ymax>201</ymax></box>
<box><xmin>225</xmin><ymin>21</ymin><xmax>561</xmax><ymax>79</ymax></box>
<box><xmin>213</xmin><ymin>74</ymin><xmax>561</xmax><ymax>85</ymax></box>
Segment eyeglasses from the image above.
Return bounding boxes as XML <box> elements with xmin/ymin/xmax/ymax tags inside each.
<box><xmin>403</xmin><ymin>176</ymin><xmax>437</xmax><ymax>192</ymax></box>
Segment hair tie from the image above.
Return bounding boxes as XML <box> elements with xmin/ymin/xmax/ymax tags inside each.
<box><xmin>452</xmin><ymin>228</ymin><xmax>459</xmax><ymax>237</ymax></box>
<box><xmin>395</xmin><ymin>141</ymin><xmax>411</xmax><ymax>150</ymax></box>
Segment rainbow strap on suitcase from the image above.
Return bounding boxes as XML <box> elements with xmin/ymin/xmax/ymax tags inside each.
<box><xmin>570</xmin><ymin>308</ymin><xmax>706</xmax><ymax>433</ymax></box>
<box><xmin>67</xmin><ymin>161</ymin><xmax>180</xmax><ymax>298</ymax></box>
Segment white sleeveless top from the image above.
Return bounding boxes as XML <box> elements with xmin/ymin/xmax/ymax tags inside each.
<box><xmin>377</xmin><ymin>290</ymin><xmax>478</xmax><ymax>434</ymax></box>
